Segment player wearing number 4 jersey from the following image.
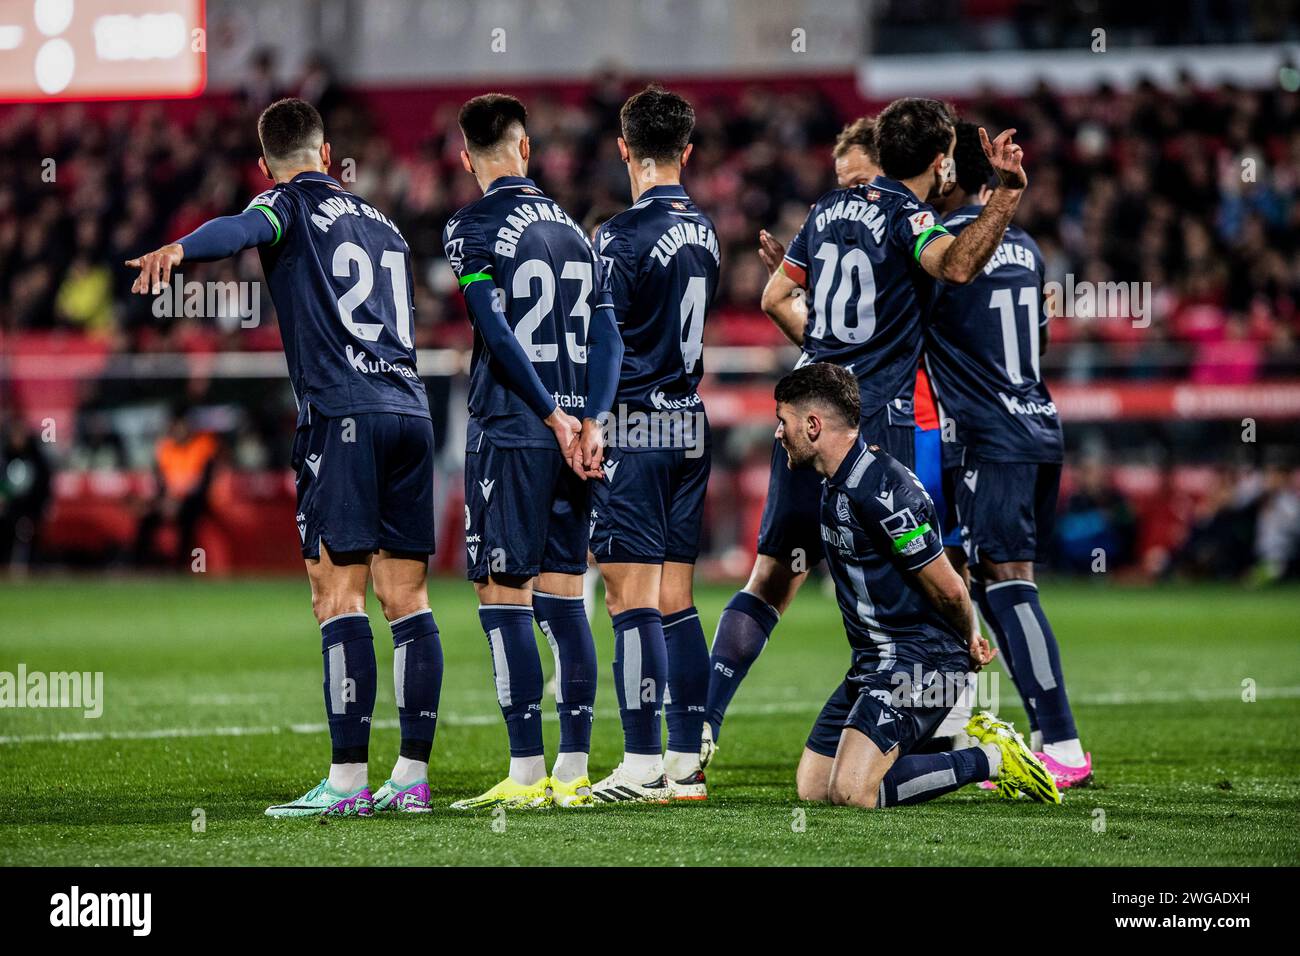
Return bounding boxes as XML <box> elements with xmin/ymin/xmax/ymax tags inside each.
<box><xmin>705</xmin><ymin>100</ymin><xmax>1030</xmax><ymax>767</ymax></box>
<box><xmin>443</xmin><ymin>94</ymin><xmax>624</xmax><ymax>810</ymax></box>
<box><xmin>587</xmin><ymin>86</ymin><xmax>719</xmax><ymax>803</ymax></box>
<box><xmin>126</xmin><ymin>99</ymin><xmax>444</xmax><ymax>817</ymax></box>
<box><xmin>926</xmin><ymin>121</ymin><xmax>1089</xmax><ymax>789</ymax></box>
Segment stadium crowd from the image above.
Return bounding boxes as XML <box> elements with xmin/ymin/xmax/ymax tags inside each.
<box><xmin>1</xmin><ymin>62</ymin><xmax>1297</xmax><ymax>578</ymax></box>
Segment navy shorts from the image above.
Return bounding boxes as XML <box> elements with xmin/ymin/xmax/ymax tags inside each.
<box><xmin>292</xmin><ymin>409</ymin><xmax>435</xmax><ymax>560</ymax></box>
<box><xmin>953</xmin><ymin>457</ymin><xmax>1062</xmax><ymax>565</ymax></box>
<box><xmin>464</xmin><ymin>436</ymin><xmax>590</xmax><ymax>580</ymax></box>
<box><xmin>590</xmin><ymin>445</ymin><xmax>711</xmax><ymax>564</ymax></box>
<box><xmin>806</xmin><ymin>665</ymin><xmax>956</xmax><ymax>758</ymax></box>
<box><xmin>756</xmin><ymin>404</ymin><xmax>915</xmax><ymax>570</ymax></box>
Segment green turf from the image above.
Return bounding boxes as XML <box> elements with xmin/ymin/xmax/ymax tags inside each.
<box><xmin>0</xmin><ymin>577</ymin><xmax>1297</xmax><ymax>866</ymax></box>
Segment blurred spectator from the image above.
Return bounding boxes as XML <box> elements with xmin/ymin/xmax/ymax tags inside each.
<box><xmin>0</xmin><ymin>421</ymin><xmax>53</xmax><ymax>570</ymax></box>
<box><xmin>131</xmin><ymin>407</ymin><xmax>220</xmax><ymax>567</ymax></box>
<box><xmin>1054</xmin><ymin>460</ymin><xmax>1138</xmax><ymax>573</ymax></box>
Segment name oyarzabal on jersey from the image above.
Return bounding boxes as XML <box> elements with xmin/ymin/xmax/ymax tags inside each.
<box><xmin>247</xmin><ymin>171</ymin><xmax>429</xmax><ymax>422</ymax></box>
<box><xmin>782</xmin><ymin>176</ymin><xmax>950</xmax><ymax>416</ymax></box>
<box><xmin>442</xmin><ymin>176</ymin><xmax>601</xmax><ymax>449</ymax></box>
<box><xmin>593</xmin><ymin>185</ymin><xmax>720</xmax><ymax>448</ymax></box>
<box><xmin>924</xmin><ymin>205</ymin><xmax>1063</xmax><ymax>463</ymax></box>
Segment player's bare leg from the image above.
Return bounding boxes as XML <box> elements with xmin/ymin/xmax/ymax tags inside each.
<box><xmin>591</xmin><ymin>562</ymin><xmax>673</xmax><ymax>802</ymax></box>
<box><xmin>704</xmin><ymin>554</ymin><xmax>806</xmax><ymax>758</ymax></box>
<box><xmin>827</xmin><ymin>727</ymin><xmax>1011</xmax><ymax>809</ymax></box>
<box><xmin>659</xmin><ymin>561</ymin><xmax>710</xmax><ymax>798</ymax></box>
<box><xmin>266</xmin><ymin>544</ymin><xmax>375</xmax><ymax>817</ymax></box>
<box><xmin>974</xmin><ymin>558</ymin><xmax>1090</xmax><ymax>787</ymax></box>
<box><xmin>796</xmin><ymin>747</ymin><xmax>834</xmax><ymax>802</ymax></box>
<box><xmin>370</xmin><ymin>551</ymin><xmax>442</xmax><ymax>813</ymax></box>
<box><xmin>923</xmin><ymin>545</ymin><xmax>981</xmax><ymax>753</ymax></box>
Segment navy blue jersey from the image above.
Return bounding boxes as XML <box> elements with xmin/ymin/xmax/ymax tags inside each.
<box><xmin>925</xmin><ymin>205</ymin><xmax>1063</xmax><ymax>463</ymax></box>
<box><xmin>443</xmin><ymin>177</ymin><xmax>601</xmax><ymax>449</ymax></box>
<box><xmin>593</xmin><ymin>185</ymin><xmax>719</xmax><ymax>421</ymax></box>
<box><xmin>819</xmin><ymin>437</ymin><xmax>967</xmax><ymax>672</ymax></box>
<box><xmin>783</xmin><ymin>175</ymin><xmax>949</xmax><ymax>417</ymax></box>
<box><xmin>249</xmin><ymin>172</ymin><xmax>429</xmax><ymax>421</ymax></box>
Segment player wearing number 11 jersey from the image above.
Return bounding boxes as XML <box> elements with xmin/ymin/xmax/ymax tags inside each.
<box><xmin>127</xmin><ymin>98</ymin><xmax>443</xmax><ymax>817</ymax></box>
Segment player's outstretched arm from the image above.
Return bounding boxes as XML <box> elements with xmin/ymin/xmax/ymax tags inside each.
<box><xmin>760</xmin><ymin>267</ymin><xmax>807</xmax><ymax>347</ymax></box>
<box><xmin>125</xmin><ymin>209</ymin><xmax>278</xmax><ymax>295</ymax></box>
<box><xmin>461</xmin><ymin>278</ymin><xmax>581</xmax><ymax>463</ymax></box>
<box><xmin>918</xmin><ymin>127</ymin><xmax>1026</xmax><ymax>286</ymax></box>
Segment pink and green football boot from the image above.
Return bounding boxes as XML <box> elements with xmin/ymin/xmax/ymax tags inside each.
<box><xmin>265</xmin><ymin>779</ymin><xmax>374</xmax><ymax>818</ymax></box>
<box><xmin>372</xmin><ymin>779</ymin><xmax>432</xmax><ymax>813</ymax></box>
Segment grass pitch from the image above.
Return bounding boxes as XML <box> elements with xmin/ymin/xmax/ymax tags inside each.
<box><xmin>1</xmin><ymin>577</ymin><xmax>1297</xmax><ymax>866</ymax></box>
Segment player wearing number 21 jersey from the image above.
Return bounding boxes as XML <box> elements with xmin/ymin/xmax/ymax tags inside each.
<box><xmin>126</xmin><ymin>99</ymin><xmax>443</xmax><ymax>818</ymax></box>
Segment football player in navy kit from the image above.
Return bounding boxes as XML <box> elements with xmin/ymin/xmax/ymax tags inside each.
<box><xmin>442</xmin><ymin>94</ymin><xmax>624</xmax><ymax>810</ymax></box>
<box><xmin>585</xmin><ymin>87</ymin><xmax>720</xmax><ymax>803</ymax></box>
<box><xmin>705</xmin><ymin>99</ymin><xmax>1028</xmax><ymax>764</ymax></box>
<box><xmin>773</xmin><ymin>363</ymin><xmax>1059</xmax><ymax>807</ymax></box>
<box><xmin>927</xmin><ymin>121</ymin><xmax>1091</xmax><ymax>789</ymax></box>
<box><xmin>127</xmin><ymin>99</ymin><xmax>443</xmax><ymax>817</ymax></box>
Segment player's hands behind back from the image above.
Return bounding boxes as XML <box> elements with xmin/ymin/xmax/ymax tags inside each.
<box><xmin>545</xmin><ymin>407</ymin><xmax>585</xmax><ymax>477</ymax></box>
<box><xmin>125</xmin><ymin>244</ymin><xmax>185</xmax><ymax>295</ymax></box>
<box><xmin>573</xmin><ymin>418</ymin><xmax>604</xmax><ymax>480</ymax></box>
<box><xmin>979</xmin><ymin>127</ymin><xmax>1027</xmax><ymax>191</ymax></box>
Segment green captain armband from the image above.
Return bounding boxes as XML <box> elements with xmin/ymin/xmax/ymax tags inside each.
<box><xmin>458</xmin><ymin>272</ymin><xmax>493</xmax><ymax>287</ymax></box>
<box><xmin>912</xmin><ymin>225</ymin><xmax>948</xmax><ymax>261</ymax></box>
<box><xmin>249</xmin><ymin>204</ymin><xmax>283</xmax><ymax>245</ymax></box>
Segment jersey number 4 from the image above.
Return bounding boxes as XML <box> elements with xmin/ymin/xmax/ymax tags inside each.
<box><xmin>332</xmin><ymin>241</ymin><xmax>413</xmax><ymax>348</ymax></box>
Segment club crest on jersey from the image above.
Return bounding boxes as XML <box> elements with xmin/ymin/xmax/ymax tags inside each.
<box><xmin>907</xmin><ymin>210</ymin><xmax>936</xmax><ymax>236</ymax></box>
<box><xmin>835</xmin><ymin>493</ymin><xmax>851</xmax><ymax>523</ymax></box>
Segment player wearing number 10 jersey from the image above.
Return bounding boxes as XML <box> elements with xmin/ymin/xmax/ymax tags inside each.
<box><xmin>443</xmin><ymin>94</ymin><xmax>623</xmax><ymax>810</ymax></box>
<box><xmin>126</xmin><ymin>99</ymin><xmax>443</xmax><ymax>817</ymax></box>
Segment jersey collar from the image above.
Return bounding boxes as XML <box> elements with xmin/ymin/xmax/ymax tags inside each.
<box><xmin>639</xmin><ymin>184</ymin><xmax>688</xmax><ymax>201</ymax></box>
<box><xmin>291</xmin><ymin>171</ymin><xmax>339</xmax><ymax>186</ymax></box>
<box><xmin>867</xmin><ymin>174</ymin><xmax>921</xmax><ymax>202</ymax></box>
<box><xmin>828</xmin><ymin>435</ymin><xmax>871</xmax><ymax>487</ymax></box>
<box><xmin>485</xmin><ymin>175</ymin><xmax>539</xmax><ymax>196</ymax></box>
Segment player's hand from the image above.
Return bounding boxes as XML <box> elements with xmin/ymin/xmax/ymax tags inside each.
<box><xmin>545</xmin><ymin>407</ymin><xmax>582</xmax><ymax>467</ymax></box>
<box><xmin>125</xmin><ymin>243</ymin><xmax>185</xmax><ymax>295</ymax></box>
<box><xmin>757</xmin><ymin>229</ymin><xmax>786</xmax><ymax>276</ymax></box>
<box><xmin>979</xmin><ymin>127</ymin><xmax>1027</xmax><ymax>191</ymax></box>
<box><xmin>575</xmin><ymin>417</ymin><xmax>605</xmax><ymax>480</ymax></box>
<box><xmin>967</xmin><ymin>630</ymin><xmax>997</xmax><ymax>671</ymax></box>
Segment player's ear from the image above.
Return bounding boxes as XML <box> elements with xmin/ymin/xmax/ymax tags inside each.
<box><xmin>320</xmin><ymin>141</ymin><xmax>331</xmax><ymax>170</ymax></box>
<box><xmin>680</xmin><ymin>143</ymin><xmax>693</xmax><ymax>168</ymax></box>
<box><xmin>460</xmin><ymin>149</ymin><xmax>474</xmax><ymax>175</ymax></box>
<box><xmin>258</xmin><ymin>156</ymin><xmax>272</xmax><ymax>182</ymax></box>
<box><xmin>518</xmin><ymin>134</ymin><xmax>530</xmax><ymax>164</ymax></box>
<box><xmin>617</xmin><ymin>137</ymin><xmax>629</xmax><ymax>164</ymax></box>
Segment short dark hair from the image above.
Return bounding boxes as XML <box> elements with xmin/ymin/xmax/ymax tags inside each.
<box><xmin>620</xmin><ymin>85</ymin><xmax>695</xmax><ymax>163</ymax></box>
<box><xmin>257</xmin><ymin>98</ymin><xmax>324</xmax><ymax>164</ymax></box>
<box><xmin>774</xmin><ymin>363</ymin><xmax>861</xmax><ymax>427</ymax></box>
<box><xmin>874</xmin><ymin>97</ymin><xmax>955</xmax><ymax>180</ymax></box>
<box><xmin>952</xmin><ymin>119</ymin><xmax>995</xmax><ymax>195</ymax></box>
<box><xmin>833</xmin><ymin>116</ymin><xmax>877</xmax><ymax>163</ymax></box>
<box><xmin>458</xmin><ymin>93</ymin><xmax>527</xmax><ymax>152</ymax></box>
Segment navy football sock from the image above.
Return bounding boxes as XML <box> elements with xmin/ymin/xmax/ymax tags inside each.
<box><xmin>973</xmin><ymin>580</ymin><xmax>1039</xmax><ymax>736</ymax></box>
<box><xmin>478</xmin><ymin>605</ymin><xmax>545</xmax><ymax>758</ymax></box>
<box><xmin>390</xmin><ymin>609</ymin><xmax>443</xmax><ymax>763</ymax></box>
<box><xmin>533</xmin><ymin>591</ymin><xmax>597</xmax><ymax>757</ymax></box>
<box><xmin>320</xmin><ymin>613</ymin><xmax>377</xmax><ymax>765</ymax></box>
<box><xmin>663</xmin><ymin>606</ymin><xmax>710</xmax><ymax>755</ymax></box>
<box><xmin>878</xmin><ymin>747</ymin><xmax>989</xmax><ymax>807</ymax></box>
<box><xmin>981</xmin><ymin>580</ymin><xmax>1078</xmax><ymax>744</ymax></box>
<box><xmin>611</xmin><ymin>607</ymin><xmax>667</xmax><ymax>756</ymax></box>
<box><xmin>706</xmin><ymin>591</ymin><xmax>779</xmax><ymax>740</ymax></box>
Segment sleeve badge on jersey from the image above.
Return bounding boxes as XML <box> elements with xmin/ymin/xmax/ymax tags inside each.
<box><xmin>444</xmin><ymin>237</ymin><xmax>465</xmax><ymax>273</ymax></box>
<box><xmin>866</xmin><ymin>189</ymin><xmax>880</xmax><ymax>201</ymax></box>
<box><xmin>907</xmin><ymin>210</ymin><xmax>935</xmax><ymax>236</ymax></box>
<box><xmin>881</xmin><ymin>507</ymin><xmax>927</xmax><ymax>556</ymax></box>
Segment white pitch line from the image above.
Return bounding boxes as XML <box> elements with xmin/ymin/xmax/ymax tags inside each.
<box><xmin>1</xmin><ymin>686</ymin><xmax>1297</xmax><ymax>746</ymax></box>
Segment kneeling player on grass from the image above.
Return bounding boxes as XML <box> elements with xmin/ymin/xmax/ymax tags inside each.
<box><xmin>773</xmin><ymin>363</ymin><xmax>1060</xmax><ymax>807</ymax></box>
<box><xmin>127</xmin><ymin>99</ymin><xmax>443</xmax><ymax>817</ymax></box>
